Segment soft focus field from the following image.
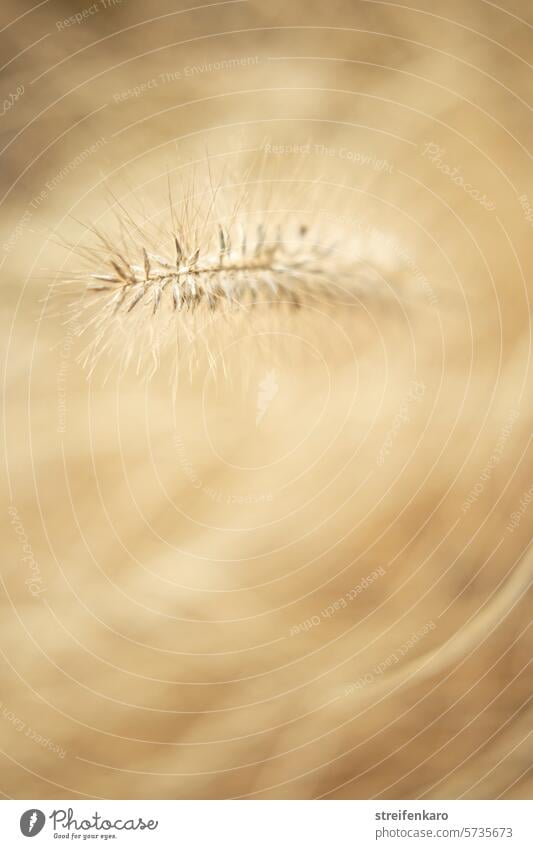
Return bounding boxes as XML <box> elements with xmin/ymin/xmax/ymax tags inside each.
<box><xmin>1</xmin><ymin>0</ymin><xmax>532</xmax><ymax>799</ymax></box>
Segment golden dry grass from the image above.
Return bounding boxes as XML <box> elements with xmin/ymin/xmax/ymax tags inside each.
<box><xmin>1</xmin><ymin>0</ymin><xmax>532</xmax><ymax>799</ymax></box>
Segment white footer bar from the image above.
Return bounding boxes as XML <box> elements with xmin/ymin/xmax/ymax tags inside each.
<box><xmin>1</xmin><ymin>800</ymin><xmax>529</xmax><ymax>847</ymax></box>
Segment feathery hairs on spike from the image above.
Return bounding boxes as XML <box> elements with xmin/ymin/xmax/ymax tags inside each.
<box><xmin>59</xmin><ymin>157</ymin><xmax>413</xmax><ymax>380</ymax></box>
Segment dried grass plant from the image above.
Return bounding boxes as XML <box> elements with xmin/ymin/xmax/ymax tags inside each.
<box><xmin>1</xmin><ymin>0</ymin><xmax>532</xmax><ymax>802</ymax></box>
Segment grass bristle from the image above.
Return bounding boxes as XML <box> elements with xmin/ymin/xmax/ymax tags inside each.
<box><xmin>58</xmin><ymin>166</ymin><xmax>409</xmax><ymax>379</ymax></box>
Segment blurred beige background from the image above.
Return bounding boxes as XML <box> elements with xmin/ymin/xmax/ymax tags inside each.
<box><xmin>1</xmin><ymin>0</ymin><xmax>532</xmax><ymax>799</ymax></box>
